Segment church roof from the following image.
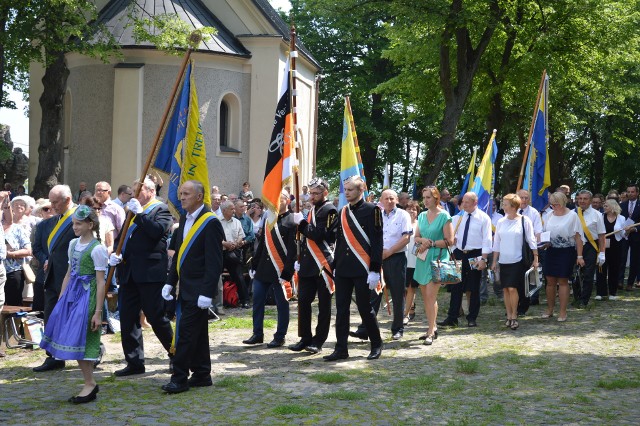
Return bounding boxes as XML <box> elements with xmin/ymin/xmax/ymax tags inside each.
<box><xmin>95</xmin><ymin>0</ymin><xmax>251</xmax><ymax>57</ymax></box>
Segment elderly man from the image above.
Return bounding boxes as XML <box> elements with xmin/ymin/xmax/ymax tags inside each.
<box><xmin>397</xmin><ymin>192</ymin><xmax>410</xmax><ymax>209</ymax></box>
<box><xmin>73</xmin><ymin>181</ymin><xmax>87</xmax><ymax>203</ymax></box>
<box><xmin>574</xmin><ymin>190</ymin><xmax>606</xmax><ymax>307</ymax></box>
<box><xmin>220</xmin><ymin>200</ymin><xmax>250</xmax><ymax>308</ymax></box>
<box><xmin>95</xmin><ymin>181</ymin><xmax>126</xmax><ymax>235</ymax></box>
<box><xmin>438</xmin><ymin>192</ymin><xmax>492</xmax><ymax>328</ymax></box>
<box><xmin>113</xmin><ymin>184</ymin><xmax>133</xmax><ymax>208</ymax></box>
<box><xmin>516</xmin><ymin>189</ymin><xmax>543</xmax><ymax>311</ymax></box>
<box><xmin>110</xmin><ymin>178</ymin><xmax>174</xmax><ymax>376</ymax></box>
<box><xmin>33</xmin><ymin>185</ymin><xmax>77</xmax><ymax>372</ymax></box>
<box><xmin>211</xmin><ymin>193</ymin><xmax>222</xmax><ymax>217</ymax></box>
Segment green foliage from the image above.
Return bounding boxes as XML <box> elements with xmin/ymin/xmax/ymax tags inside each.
<box><xmin>308</xmin><ymin>372</ymin><xmax>347</xmax><ymax>384</ymax></box>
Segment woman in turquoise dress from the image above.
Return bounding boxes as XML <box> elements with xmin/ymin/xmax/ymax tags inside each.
<box><xmin>413</xmin><ymin>187</ymin><xmax>454</xmax><ymax>345</ymax></box>
<box><xmin>40</xmin><ymin>206</ymin><xmax>108</xmax><ymax>404</ymax></box>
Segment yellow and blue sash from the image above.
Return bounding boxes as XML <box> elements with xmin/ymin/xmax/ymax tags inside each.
<box><xmin>176</xmin><ymin>212</ymin><xmax>216</xmax><ymax>277</ymax></box>
<box><xmin>47</xmin><ymin>207</ymin><xmax>77</xmax><ymax>251</ymax></box>
<box><xmin>121</xmin><ymin>199</ymin><xmax>163</xmax><ymax>255</ymax></box>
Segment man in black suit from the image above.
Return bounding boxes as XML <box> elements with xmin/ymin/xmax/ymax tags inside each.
<box><xmin>160</xmin><ymin>180</ymin><xmax>224</xmax><ymax>393</ymax></box>
<box><xmin>33</xmin><ymin>185</ymin><xmax>77</xmax><ymax>372</ymax></box>
<box><xmin>621</xmin><ymin>184</ymin><xmax>640</xmax><ymax>291</ymax></box>
<box><xmin>110</xmin><ymin>178</ymin><xmax>174</xmax><ymax>376</ymax></box>
<box><xmin>324</xmin><ymin>176</ymin><xmax>383</xmax><ymax>362</ymax></box>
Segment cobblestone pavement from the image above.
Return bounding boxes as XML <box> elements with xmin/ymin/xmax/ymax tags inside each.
<box><xmin>1</xmin><ymin>288</ymin><xmax>639</xmax><ymax>425</ymax></box>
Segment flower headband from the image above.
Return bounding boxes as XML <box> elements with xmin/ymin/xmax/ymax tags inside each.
<box><xmin>73</xmin><ymin>205</ymin><xmax>92</xmax><ymax>220</ymax></box>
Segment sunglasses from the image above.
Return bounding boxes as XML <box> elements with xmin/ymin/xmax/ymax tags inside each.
<box><xmin>42</xmin><ymin>207</ymin><xmax>52</xmax><ymax>212</ymax></box>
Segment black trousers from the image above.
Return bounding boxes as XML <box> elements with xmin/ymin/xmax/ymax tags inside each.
<box><xmin>447</xmin><ymin>249</ymin><xmax>482</xmax><ymax>322</ymax></box>
<box><xmin>223</xmin><ymin>256</ymin><xmax>249</xmax><ymax>303</ymax></box>
<box><xmin>573</xmin><ymin>243</ymin><xmax>597</xmax><ymax>305</ymax></box>
<box><xmin>627</xmin><ymin>238</ymin><xmax>640</xmax><ymax>287</ymax></box>
<box><xmin>297</xmin><ymin>274</ymin><xmax>333</xmax><ymax>347</ymax></box>
<box><xmin>596</xmin><ymin>240</ymin><xmax>621</xmax><ymax>297</ymax></box>
<box><xmin>334</xmin><ymin>275</ymin><xmax>382</xmax><ymax>353</ymax></box>
<box><xmin>5</xmin><ymin>270</ymin><xmax>24</xmax><ymax>306</ymax></box>
<box><xmin>119</xmin><ymin>278</ymin><xmax>174</xmax><ymax>367</ymax></box>
<box><xmin>171</xmin><ymin>299</ymin><xmax>210</xmax><ymax>385</ymax></box>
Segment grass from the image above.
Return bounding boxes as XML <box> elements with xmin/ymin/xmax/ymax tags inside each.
<box><xmin>208</xmin><ymin>317</ymin><xmax>276</xmax><ymax>330</ymax></box>
<box><xmin>597</xmin><ymin>377</ymin><xmax>640</xmax><ymax>389</ymax></box>
<box><xmin>215</xmin><ymin>375</ymin><xmax>252</xmax><ymax>391</ymax></box>
<box><xmin>322</xmin><ymin>390</ymin><xmax>366</xmax><ymax>401</ymax></box>
<box><xmin>272</xmin><ymin>404</ymin><xmax>320</xmax><ymax>416</ymax></box>
<box><xmin>394</xmin><ymin>375</ymin><xmax>437</xmax><ymax>394</ymax></box>
<box><xmin>455</xmin><ymin>359</ymin><xmax>481</xmax><ymax>374</ymax></box>
<box><xmin>308</xmin><ymin>372</ymin><xmax>347</xmax><ymax>384</ymax></box>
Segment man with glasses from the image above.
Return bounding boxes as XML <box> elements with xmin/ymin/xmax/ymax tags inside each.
<box><xmin>113</xmin><ymin>185</ymin><xmax>133</xmax><ymax>209</ymax></box>
<box><xmin>289</xmin><ymin>178</ymin><xmax>337</xmax><ymax>354</ymax></box>
<box><xmin>95</xmin><ymin>181</ymin><xmax>125</xmax><ymax>235</ymax></box>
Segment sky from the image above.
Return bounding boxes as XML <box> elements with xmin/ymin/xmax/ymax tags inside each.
<box><xmin>0</xmin><ymin>0</ymin><xmax>292</xmax><ymax>159</ymax></box>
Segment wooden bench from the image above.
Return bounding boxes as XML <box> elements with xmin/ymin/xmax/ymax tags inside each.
<box><xmin>0</xmin><ymin>306</ymin><xmax>38</xmax><ymax>349</ymax></box>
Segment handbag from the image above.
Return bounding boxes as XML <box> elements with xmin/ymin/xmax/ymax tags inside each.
<box><xmin>430</xmin><ymin>246</ymin><xmax>462</xmax><ymax>285</ymax></box>
<box><xmin>521</xmin><ymin>216</ymin><xmax>534</xmax><ymax>266</ymax></box>
<box><xmin>22</xmin><ymin>262</ymin><xmax>36</xmax><ymax>284</ymax></box>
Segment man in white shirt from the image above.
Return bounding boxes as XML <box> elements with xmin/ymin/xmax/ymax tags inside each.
<box><xmin>517</xmin><ymin>189</ymin><xmax>544</xmax><ymax>311</ymax></box>
<box><xmin>220</xmin><ymin>201</ymin><xmax>250</xmax><ymax>308</ymax></box>
<box><xmin>574</xmin><ymin>190</ymin><xmax>606</xmax><ymax>307</ymax></box>
<box><xmin>211</xmin><ymin>193</ymin><xmax>222</xmax><ymax>217</ymax></box>
<box><xmin>113</xmin><ymin>185</ymin><xmax>133</xmax><ymax>208</ymax></box>
<box><xmin>438</xmin><ymin>192</ymin><xmax>492</xmax><ymax>328</ymax></box>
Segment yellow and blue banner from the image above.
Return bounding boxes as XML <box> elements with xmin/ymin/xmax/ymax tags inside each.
<box><xmin>522</xmin><ymin>73</ymin><xmax>550</xmax><ymax>211</ymax></box>
<box><xmin>460</xmin><ymin>147</ymin><xmax>477</xmax><ymax>196</ymax></box>
<box><xmin>339</xmin><ymin>100</ymin><xmax>367</xmax><ymax>208</ymax></box>
<box><xmin>470</xmin><ymin>130</ymin><xmax>498</xmax><ymax>215</ymax></box>
<box><xmin>153</xmin><ymin>60</ymin><xmax>210</xmax><ymax>217</ymax></box>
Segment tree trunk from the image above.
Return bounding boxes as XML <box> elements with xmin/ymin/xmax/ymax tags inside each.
<box><xmin>361</xmin><ymin>92</ymin><xmax>384</xmax><ymax>187</ymax></box>
<box><xmin>592</xmin><ymin>126</ymin><xmax>604</xmax><ymax>194</ymax></box>
<box><xmin>32</xmin><ymin>50</ymin><xmax>68</xmax><ymax>198</ymax></box>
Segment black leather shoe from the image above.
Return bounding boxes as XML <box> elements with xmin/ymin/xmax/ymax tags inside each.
<box><xmin>349</xmin><ymin>330</ymin><xmax>369</xmax><ymax>340</ymax></box>
<box><xmin>323</xmin><ymin>351</ymin><xmax>349</xmax><ymax>361</ymax></box>
<box><xmin>33</xmin><ymin>357</ymin><xmax>65</xmax><ymax>372</ymax></box>
<box><xmin>437</xmin><ymin>318</ymin><xmax>458</xmax><ymax>327</ymax></box>
<box><xmin>266</xmin><ymin>338</ymin><xmax>285</xmax><ymax>348</ymax></box>
<box><xmin>161</xmin><ymin>381</ymin><xmax>190</xmax><ymax>394</ymax></box>
<box><xmin>241</xmin><ymin>303</ymin><xmax>251</xmax><ymax>309</ymax></box>
<box><xmin>114</xmin><ymin>365</ymin><xmax>145</xmax><ymax>377</ymax></box>
<box><xmin>288</xmin><ymin>340</ymin><xmax>310</xmax><ymax>352</ymax></box>
<box><xmin>68</xmin><ymin>385</ymin><xmax>99</xmax><ymax>404</ymax></box>
<box><xmin>467</xmin><ymin>321</ymin><xmax>478</xmax><ymax>327</ymax></box>
<box><xmin>305</xmin><ymin>345</ymin><xmax>321</xmax><ymax>354</ymax></box>
<box><xmin>187</xmin><ymin>376</ymin><xmax>213</xmax><ymax>387</ymax></box>
<box><xmin>242</xmin><ymin>334</ymin><xmax>264</xmax><ymax>345</ymax></box>
<box><xmin>367</xmin><ymin>346</ymin><xmax>383</xmax><ymax>360</ymax></box>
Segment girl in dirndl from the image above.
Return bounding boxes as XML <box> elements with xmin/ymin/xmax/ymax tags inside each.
<box><xmin>40</xmin><ymin>205</ymin><xmax>108</xmax><ymax>404</ymax></box>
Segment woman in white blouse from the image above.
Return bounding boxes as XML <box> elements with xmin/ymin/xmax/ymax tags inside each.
<box><xmin>491</xmin><ymin>194</ymin><xmax>538</xmax><ymax>330</ymax></box>
<box><xmin>542</xmin><ymin>192</ymin><xmax>583</xmax><ymax>321</ymax></box>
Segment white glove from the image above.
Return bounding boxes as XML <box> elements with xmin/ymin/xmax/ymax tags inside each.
<box><xmin>126</xmin><ymin>198</ymin><xmax>143</xmax><ymax>215</ymax></box>
<box><xmin>279</xmin><ymin>278</ymin><xmax>287</xmax><ymax>285</ymax></box>
<box><xmin>292</xmin><ymin>212</ymin><xmax>304</xmax><ymax>225</ymax></box>
<box><xmin>197</xmin><ymin>295</ymin><xmax>212</xmax><ymax>309</ymax></box>
<box><xmin>161</xmin><ymin>284</ymin><xmax>173</xmax><ymax>301</ymax></box>
<box><xmin>294</xmin><ymin>261</ymin><xmax>300</xmax><ymax>272</ymax></box>
<box><xmin>108</xmin><ymin>253</ymin><xmax>122</xmax><ymax>266</ymax></box>
<box><xmin>249</xmin><ymin>269</ymin><xmax>256</xmax><ymax>279</ymax></box>
<box><xmin>597</xmin><ymin>252</ymin><xmax>606</xmax><ymax>266</ymax></box>
<box><xmin>367</xmin><ymin>272</ymin><xmax>380</xmax><ymax>290</ymax></box>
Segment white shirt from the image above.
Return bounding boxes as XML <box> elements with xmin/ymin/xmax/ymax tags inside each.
<box><xmin>183</xmin><ymin>204</ymin><xmax>205</xmax><ymax>240</ymax></box>
<box><xmin>382</xmin><ymin>207</ymin><xmax>413</xmax><ymax>252</ymax></box>
<box><xmin>453</xmin><ymin>208</ymin><xmax>493</xmax><ymax>253</ymax></box>
<box><xmin>220</xmin><ymin>216</ymin><xmax>245</xmax><ymax>243</ymax></box>
<box><xmin>544</xmin><ymin>211</ymin><xmax>582</xmax><ymax>248</ymax></box>
<box><xmin>493</xmin><ymin>215</ymin><xmax>537</xmax><ymax>264</ymax></box>
<box><xmin>519</xmin><ymin>205</ymin><xmax>543</xmax><ymax>236</ymax></box>
<box><xmin>406</xmin><ymin>222</ymin><xmax>418</xmax><ymax>268</ymax></box>
<box><xmin>213</xmin><ymin>207</ymin><xmax>222</xmax><ymax>217</ymax></box>
<box><xmin>577</xmin><ymin>206</ymin><xmax>606</xmax><ymax>246</ymax></box>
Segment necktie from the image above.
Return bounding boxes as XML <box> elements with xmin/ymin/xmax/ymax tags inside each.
<box><xmin>519</xmin><ymin>209</ymin><xmax>523</xmax><ymax>214</ymax></box>
<box><xmin>461</xmin><ymin>213</ymin><xmax>471</xmax><ymax>249</ymax></box>
<box><xmin>630</xmin><ymin>202</ymin><xmax>635</xmax><ymax>216</ymax></box>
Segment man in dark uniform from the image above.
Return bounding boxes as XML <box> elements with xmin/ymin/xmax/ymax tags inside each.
<box><xmin>288</xmin><ymin>178</ymin><xmax>337</xmax><ymax>354</ymax></box>
<box><xmin>243</xmin><ymin>190</ymin><xmax>297</xmax><ymax>348</ymax></box>
<box><xmin>160</xmin><ymin>180</ymin><xmax>224</xmax><ymax>393</ymax></box>
<box><xmin>110</xmin><ymin>178</ymin><xmax>174</xmax><ymax>376</ymax></box>
<box><xmin>325</xmin><ymin>176</ymin><xmax>383</xmax><ymax>361</ymax></box>
<box><xmin>33</xmin><ymin>185</ymin><xmax>77</xmax><ymax>372</ymax></box>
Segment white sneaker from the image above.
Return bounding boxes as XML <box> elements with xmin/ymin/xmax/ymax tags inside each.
<box><xmin>609</xmin><ymin>295</ymin><xmax>618</xmax><ymax>300</ymax></box>
<box><xmin>595</xmin><ymin>295</ymin><xmax>603</xmax><ymax>301</ymax></box>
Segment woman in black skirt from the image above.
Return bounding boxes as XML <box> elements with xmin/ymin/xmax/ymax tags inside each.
<box><xmin>491</xmin><ymin>194</ymin><xmax>538</xmax><ymax>330</ymax></box>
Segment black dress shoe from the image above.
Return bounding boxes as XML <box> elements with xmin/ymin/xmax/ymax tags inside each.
<box><xmin>187</xmin><ymin>376</ymin><xmax>213</xmax><ymax>387</ymax></box>
<box><xmin>467</xmin><ymin>321</ymin><xmax>478</xmax><ymax>327</ymax></box>
<box><xmin>349</xmin><ymin>330</ymin><xmax>369</xmax><ymax>340</ymax></box>
<box><xmin>161</xmin><ymin>381</ymin><xmax>190</xmax><ymax>394</ymax></box>
<box><xmin>114</xmin><ymin>365</ymin><xmax>145</xmax><ymax>377</ymax></box>
<box><xmin>288</xmin><ymin>340</ymin><xmax>310</xmax><ymax>352</ymax></box>
<box><xmin>241</xmin><ymin>303</ymin><xmax>251</xmax><ymax>309</ymax></box>
<box><xmin>69</xmin><ymin>385</ymin><xmax>99</xmax><ymax>404</ymax></box>
<box><xmin>266</xmin><ymin>338</ymin><xmax>285</xmax><ymax>348</ymax></box>
<box><xmin>33</xmin><ymin>357</ymin><xmax>65</xmax><ymax>372</ymax></box>
<box><xmin>367</xmin><ymin>346</ymin><xmax>383</xmax><ymax>360</ymax></box>
<box><xmin>437</xmin><ymin>318</ymin><xmax>458</xmax><ymax>327</ymax></box>
<box><xmin>323</xmin><ymin>351</ymin><xmax>349</xmax><ymax>361</ymax></box>
<box><xmin>305</xmin><ymin>345</ymin><xmax>321</xmax><ymax>354</ymax></box>
<box><xmin>242</xmin><ymin>334</ymin><xmax>264</xmax><ymax>345</ymax></box>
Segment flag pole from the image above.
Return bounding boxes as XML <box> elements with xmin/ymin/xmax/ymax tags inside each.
<box><xmin>345</xmin><ymin>96</ymin><xmax>368</xmax><ymax>197</ymax></box>
<box><xmin>517</xmin><ymin>69</ymin><xmax>547</xmax><ymax>191</ymax></box>
<box><xmin>106</xmin><ymin>33</ymin><xmax>200</xmax><ymax>286</ymax></box>
<box><xmin>289</xmin><ymin>23</ymin><xmax>301</xmax><ymax>213</ymax></box>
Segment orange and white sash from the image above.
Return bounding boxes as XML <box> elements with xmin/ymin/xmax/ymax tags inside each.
<box><xmin>341</xmin><ymin>205</ymin><xmax>371</xmax><ymax>273</ymax></box>
<box><xmin>264</xmin><ymin>218</ymin><xmax>291</xmax><ymax>301</ymax></box>
<box><xmin>306</xmin><ymin>207</ymin><xmax>335</xmax><ymax>294</ymax></box>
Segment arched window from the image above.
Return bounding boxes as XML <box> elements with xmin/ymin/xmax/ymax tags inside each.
<box><xmin>219</xmin><ymin>100</ymin><xmax>229</xmax><ymax>148</ymax></box>
<box><xmin>219</xmin><ymin>93</ymin><xmax>241</xmax><ymax>154</ymax></box>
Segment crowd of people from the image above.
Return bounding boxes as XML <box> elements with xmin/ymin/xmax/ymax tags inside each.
<box><xmin>1</xmin><ymin>176</ymin><xmax>638</xmax><ymax>403</ymax></box>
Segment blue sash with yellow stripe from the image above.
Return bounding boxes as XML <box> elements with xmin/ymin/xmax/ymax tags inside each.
<box><xmin>121</xmin><ymin>199</ymin><xmax>163</xmax><ymax>255</ymax></box>
<box><xmin>47</xmin><ymin>207</ymin><xmax>76</xmax><ymax>251</ymax></box>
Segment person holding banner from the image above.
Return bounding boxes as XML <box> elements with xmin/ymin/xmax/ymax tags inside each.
<box><xmin>325</xmin><ymin>176</ymin><xmax>383</xmax><ymax>361</ymax></box>
<box><xmin>33</xmin><ymin>185</ymin><xmax>77</xmax><ymax>373</ymax></box>
<box><xmin>289</xmin><ymin>178</ymin><xmax>337</xmax><ymax>354</ymax></box>
<box><xmin>110</xmin><ymin>178</ymin><xmax>174</xmax><ymax>377</ymax></box>
<box><xmin>160</xmin><ymin>180</ymin><xmax>224</xmax><ymax>393</ymax></box>
<box><xmin>243</xmin><ymin>190</ymin><xmax>297</xmax><ymax>348</ymax></box>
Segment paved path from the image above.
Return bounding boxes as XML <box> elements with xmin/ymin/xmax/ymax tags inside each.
<box><xmin>1</xmin><ymin>288</ymin><xmax>639</xmax><ymax>425</ymax></box>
